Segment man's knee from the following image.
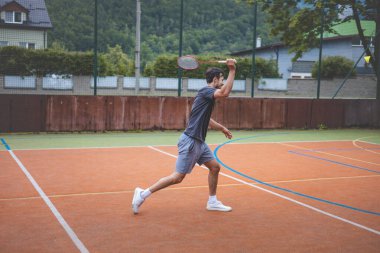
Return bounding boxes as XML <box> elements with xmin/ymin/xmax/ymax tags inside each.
<box><xmin>172</xmin><ymin>173</ymin><xmax>186</xmax><ymax>184</ymax></box>
<box><xmin>209</xmin><ymin>163</ymin><xmax>220</xmax><ymax>174</ymax></box>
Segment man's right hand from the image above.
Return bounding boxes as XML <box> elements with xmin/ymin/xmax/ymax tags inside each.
<box><xmin>226</xmin><ymin>59</ymin><xmax>236</xmax><ymax>70</ymax></box>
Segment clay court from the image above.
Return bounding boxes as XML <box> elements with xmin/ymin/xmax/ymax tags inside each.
<box><xmin>1</xmin><ymin>130</ymin><xmax>379</xmax><ymax>252</ymax></box>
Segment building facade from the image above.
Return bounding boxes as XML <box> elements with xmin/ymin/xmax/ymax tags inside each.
<box><xmin>0</xmin><ymin>0</ymin><xmax>52</xmax><ymax>49</ymax></box>
<box><xmin>231</xmin><ymin>21</ymin><xmax>375</xmax><ymax>79</ymax></box>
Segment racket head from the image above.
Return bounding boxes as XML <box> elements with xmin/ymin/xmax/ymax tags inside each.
<box><xmin>177</xmin><ymin>55</ymin><xmax>199</xmax><ymax>70</ymax></box>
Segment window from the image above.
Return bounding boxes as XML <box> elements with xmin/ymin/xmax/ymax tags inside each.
<box><xmin>19</xmin><ymin>42</ymin><xmax>35</xmax><ymax>49</ymax></box>
<box><xmin>352</xmin><ymin>37</ymin><xmax>361</xmax><ymax>46</ymax></box>
<box><xmin>19</xmin><ymin>42</ymin><xmax>27</xmax><ymax>48</ymax></box>
<box><xmin>5</xmin><ymin>11</ymin><xmax>13</xmax><ymax>22</ymax></box>
<box><xmin>0</xmin><ymin>41</ymin><xmax>9</xmax><ymax>47</ymax></box>
<box><xmin>352</xmin><ymin>36</ymin><xmax>374</xmax><ymax>47</ymax></box>
<box><xmin>4</xmin><ymin>11</ymin><xmax>23</xmax><ymax>24</ymax></box>
<box><xmin>14</xmin><ymin>12</ymin><xmax>22</xmax><ymax>23</ymax></box>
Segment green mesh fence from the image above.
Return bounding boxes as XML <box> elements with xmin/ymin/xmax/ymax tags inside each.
<box><xmin>0</xmin><ymin>0</ymin><xmax>377</xmax><ymax>98</ymax></box>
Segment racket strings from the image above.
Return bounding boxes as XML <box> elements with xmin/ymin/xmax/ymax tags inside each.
<box><xmin>178</xmin><ymin>56</ymin><xmax>199</xmax><ymax>70</ymax></box>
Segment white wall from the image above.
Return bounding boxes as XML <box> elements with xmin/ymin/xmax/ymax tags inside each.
<box><xmin>0</xmin><ymin>28</ymin><xmax>46</xmax><ymax>49</ymax></box>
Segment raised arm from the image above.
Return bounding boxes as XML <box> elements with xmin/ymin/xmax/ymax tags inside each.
<box><xmin>214</xmin><ymin>59</ymin><xmax>236</xmax><ymax>99</ymax></box>
<box><xmin>209</xmin><ymin>118</ymin><xmax>232</xmax><ymax>139</ymax></box>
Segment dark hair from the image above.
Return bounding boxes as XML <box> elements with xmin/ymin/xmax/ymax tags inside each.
<box><xmin>205</xmin><ymin>67</ymin><xmax>224</xmax><ymax>83</ymax></box>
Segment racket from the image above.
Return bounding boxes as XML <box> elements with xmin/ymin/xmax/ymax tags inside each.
<box><xmin>177</xmin><ymin>55</ymin><xmax>232</xmax><ymax>70</ymax></box>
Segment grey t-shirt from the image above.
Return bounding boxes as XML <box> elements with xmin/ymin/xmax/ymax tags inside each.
<box><xmin>184</xmin><ymin>86</ymin><xmax>216</xmax><ymax>142</ymax></box>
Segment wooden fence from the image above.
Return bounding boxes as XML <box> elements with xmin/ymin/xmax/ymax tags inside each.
<box><xmin>0</xmin><ymin>95</ymin><xmax>379</xmax><ymax>132</ymax></box>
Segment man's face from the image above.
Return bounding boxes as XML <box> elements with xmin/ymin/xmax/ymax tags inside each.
<box><xmin>214</xmin><ymin>74</ymin><xmax>224</xmax><ymax>89</ymax></box>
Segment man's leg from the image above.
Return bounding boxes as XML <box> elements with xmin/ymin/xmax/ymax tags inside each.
<box><xmin>132</xmin><ymin>172</ymin><xmax>186</xmax><ymax>214</ymax></box>
<box><xmin>203</xmin><ymin>159</ymin><xmax>232</xmax><ymax>212</ymax></box>
<box><xmin>149</xmin><ymin>172</ymin><xmax>186</xmax><ymax>193</ymax></box>
<box><xmin>203</xmin><ymin>159</ymin><xmax>220</xmax><ymax>196</ymax></box>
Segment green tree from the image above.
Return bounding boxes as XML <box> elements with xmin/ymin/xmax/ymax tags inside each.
<box><xmin>241</xmin><ymin>0</ymin><xmax>379</xmax><ymax>99</ymax></box>
<box><xmin>102</xmin><ymin>45</ymin><xmax>132</xmax><ymax>76</ymax></box>
<box><xmin>45</xmin><ymin>0</ymin><xmax>274</xmax><ymax>59</ymax></box>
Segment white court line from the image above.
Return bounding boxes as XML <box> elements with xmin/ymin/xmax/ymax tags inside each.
<box><xmin>0</xmin><ymin>139</ymin><xmax>355</xmax><ymax>152</ymax></box>
<box><xmin>353</xmin><ymin>136</ymin><xmax>380</xmax><ymax>155</ymax></box>
<box><xmin>2</xmin><ymin>174</ymin><xmax>379</xmax><ymax>202</ymax></box>
<box><xmin>5</xmin><ymin>149</ymin><xmax>89</xmax><ymax>253</ymax></box>
<box><xmin>360</xmin><ymin>140</ymin><xmax>380</xmax><ymax>146</ymax></box>
<box><xmin>148</xmin><ymin>145</ymin><xmax>380</xmax><ymax>236</ymax></box>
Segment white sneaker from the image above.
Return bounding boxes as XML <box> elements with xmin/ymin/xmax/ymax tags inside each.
<box><xmin>206</xmin><ymin>201</ymin><xmax>232</xmax><ymax>212</ymax></box>
<box><xmin>132</xmin><ymin>187</ymin><xmax>145</xmax><ymax>214</ymax></box>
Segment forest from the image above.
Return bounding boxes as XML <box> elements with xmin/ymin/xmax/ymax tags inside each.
<box><xmin>45</xmin><ymin>0</ymin><xmax>275</xmax><ymax>62</ymax></box>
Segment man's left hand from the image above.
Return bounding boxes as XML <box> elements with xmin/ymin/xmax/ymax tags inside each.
<box><xmin>222</xmin><ymin>127</ymin><xmax>232</xmax><ymax>139</ymax></box>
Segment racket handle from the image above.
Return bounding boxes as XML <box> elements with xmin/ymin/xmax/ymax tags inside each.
<box><xmin>217</xmin><ymin>59</ymin><xmax>237</xmax><ymax>64</ymax></box>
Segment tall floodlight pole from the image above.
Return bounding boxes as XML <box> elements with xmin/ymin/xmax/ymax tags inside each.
<box><xmin>317</xmin><ymin>0</ymin><xmax>325</xmax><ymax>99</ymax></box>
<box><xmin>251</xmin><ymin>1</ymin><xmax>258</xmax><ymax>98</ymax></box>
<box><xmin>135</xmin><ymin>0</ymin><xmax>141</xmax><ymax>94</ymax></box>
<box><xmin>177</xmin><ymin>0</ymin><xmax>184</xmax><ymax>97</ymax></box>
<box><xmin>93</xmin><ymin>0</ymin><xmax>98</xmax><ymax>96</ymax></box>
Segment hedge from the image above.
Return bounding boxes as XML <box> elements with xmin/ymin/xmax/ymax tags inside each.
<box><xmin>312</xmin><ymin>56</ymin><xmax>356</xmax><ymax>79</ymax></box>
<box><xmin>0</xmin><ymin>46</ymin><xmax>107</xmax><ymax>76</ymax></box>
<box><xmin>0</xmin><ymin>47</ymin><xmax>280</xmax><ymax>79</ymax></box>
<box><xmin>144</xmin><ymin>55</ymin><xmax>280</xmax><ymax>79</ymax></box>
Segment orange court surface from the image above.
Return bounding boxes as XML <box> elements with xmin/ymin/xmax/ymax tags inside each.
<box><xmin>0</xmin><ymin>130</ymin><xmax>379</xmax><ymax>252</ymax></box>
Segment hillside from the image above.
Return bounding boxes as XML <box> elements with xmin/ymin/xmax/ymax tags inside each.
<box><xmin>45</xmin><ymin>0</ymin><xmax>274</xmax><ymax>62</ymax></box>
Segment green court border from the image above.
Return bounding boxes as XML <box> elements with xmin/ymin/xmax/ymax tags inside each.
<box><xmin>0</xmin><ymin>129</ymin><xmax>379</xmax><ymax>150</ymax></box>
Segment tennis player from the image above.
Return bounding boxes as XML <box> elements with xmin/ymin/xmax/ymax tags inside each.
<box><xmin>132</xmin><ymin>59</ymin><xmax>236</xmax><ymax>214</ymax></box>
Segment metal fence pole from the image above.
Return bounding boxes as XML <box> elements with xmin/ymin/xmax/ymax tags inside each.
<box><xmin>135</xmin><ymin>0</ymin><xmax>141</xmax><ymax>94</ymax></box>
<box><xmin>251</xmin><ymin>1</ymin><xmax>257</xmax><ymax>98</ymax></box>
<box><xmin>317</xmin><ymin>0</ymin><xmax>325</xmax><ymax>99</ymax></box>
<box><xmin>177</xmin><ymin>0</ymin><xmax>184</xmax><ymax>97</ymax></box>
<box><xmin>93</xmin><ymin>0</ymin><xmax>98</xmax><ymax>96</ymax></box>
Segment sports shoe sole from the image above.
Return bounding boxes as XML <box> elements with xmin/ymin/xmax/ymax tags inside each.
<box><xmin>132</xmin><ymin>188</ymin><xmax>142</xmax><ymax>214</ymax></box>
<box><xmin>206</xmin><ymin>206</ymin><xmax>232</xmax><ymax>212</ymax></box>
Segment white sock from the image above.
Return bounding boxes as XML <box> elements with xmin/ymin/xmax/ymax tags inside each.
<box><xmin>141</xmin><ymin>189</ymin><xmax>152</xmax><ymax>199</ymax></box>
<box><xmin>208</xmin><ymin>195</ymin><xmax>217</xmax><ymax>203</ymax></box>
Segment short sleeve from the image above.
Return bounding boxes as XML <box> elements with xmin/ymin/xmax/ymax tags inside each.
<box><xmin>201</xmin><ymin>87</ymin><xmax>216</xmax><ymax>100</ymax></box>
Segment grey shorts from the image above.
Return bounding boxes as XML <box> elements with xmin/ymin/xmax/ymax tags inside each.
<box><xmin>175</xmin><ymin>133</ymin><xmax>215</xmax><ymax>174</ymax></box>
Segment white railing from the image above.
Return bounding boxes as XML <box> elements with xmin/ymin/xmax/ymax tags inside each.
<box><xmin>5</xmin><ymin>76</ymin><xmax>36</xmax><ymax>88</ymax></box>
<box><xmin>123</xmin><ymin>77</ymin><xmax>150</xmax><ymax>89</ymax></box>
<box><xmin>188</xmin><ymin>78</ymin><xmax>245</xmax><ymax>91</ymax></box>
<box><xmin>43</xmin><ymin>75</ymin><xmax>73</xmax><ymax>90</ymax></box>
<box><xmin>1</xmin><ymin>75</ymin><xmax>251</xmax><ymax>94</ymax></box>
<box><xmin>156</xmin><ymin>78</ymin><xmax>178</xmax><ymax>90</ymax></box>
<box><xmin>91</xmin><ymin>76</ymin><xmax>118</xmax><ymax>88</ymax></box>
<box><xmin>258</xmin><ymin>78</ymin><xmax>287</xmax><ymax>91</ymax></box>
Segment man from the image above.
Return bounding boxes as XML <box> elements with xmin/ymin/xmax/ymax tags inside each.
<box><xmin>132</xmin><ymin>59</ymin><xmax>236</xmax><ymax>214</ymax></box>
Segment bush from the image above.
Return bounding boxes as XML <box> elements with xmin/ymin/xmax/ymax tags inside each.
<box><xmin>143</xmin><ymin>54</ymin><xmax>280</xmax><ymax>79</ymax></box>
<box><xmin>0</xmin><ymin>47</ymin><xmax>280</xmax><ymax>79</ymax></box>
<box><xmin>0</xmin><ymin>46</ymin><xmax>31</xmax><ymax>76</ymax></box>
<box><xmin>0</xmin><ymin>46</ymin><xmax>106</xmax><ymax>76</ymax></box>
<box><xmin>102</xmin><ymin>45</ymin><xmax>133</xmax><ymax>76</ymax></box>
<box><xmin>312</xmin><ymin>56</ymin><xmax>356</xmax><ymax>79</ymax></box>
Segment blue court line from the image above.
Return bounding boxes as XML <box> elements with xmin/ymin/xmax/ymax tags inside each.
<box><xmin>214</xmin><ymin>134</ymin><xmax>380</xmax><ymax>216</ymax></box>
<box><xmin>1</xmin><ymin>138</ymin><xmax>11</xmax><ymax>150</ymax></box>
<box><xmin>300</xmin><ymin>147</ymin><xmax>380</xmax><ymax>152</ymax></box>
<box><xmin>288</xmin><ymin>150</ymin><xmax>380</xmax><ymax>174</ymax></box>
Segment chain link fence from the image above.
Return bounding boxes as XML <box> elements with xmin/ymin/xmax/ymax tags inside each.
<box><xmin>0</xmin><ymin>0</ymin><xmax>377</xmax><ymax>98</ymax></box>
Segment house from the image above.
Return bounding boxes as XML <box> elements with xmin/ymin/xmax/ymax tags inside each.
<box><xmin>231</xmin><ymin>20</ymin><xmax>375</xmax><ymax>79</ymax></box>
<box><xmin>0</xmin><ymin>0</ymin><xmax>52</xmax><ymax>49</ymax></box>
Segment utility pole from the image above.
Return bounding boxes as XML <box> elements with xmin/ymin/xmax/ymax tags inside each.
<box><xmin>93</xmin><ymin>0</ymin><xmax>98</xmax><ymax>96</ymax></box>
<box><xmin>177</xmin><ymin>0</ymin><xmax>184</xmax><ymax>97</ymax></box>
